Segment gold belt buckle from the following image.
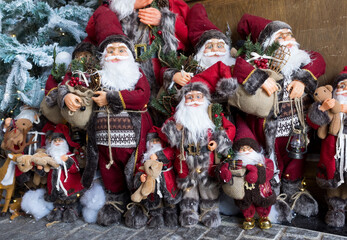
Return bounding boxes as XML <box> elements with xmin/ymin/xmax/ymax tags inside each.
<box><xmin>187</xmin><ymin>143</ymin><xmax>200</xmax><ymax>156</ymax></box>
<box><xmin>134</xmin><ymin>43</ymin><xmax>147</xmax><ymax>61</ymax></box>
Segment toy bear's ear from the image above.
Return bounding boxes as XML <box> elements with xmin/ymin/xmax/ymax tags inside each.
<box><xmin>326</xmin><ymin>85</ymin><xmax>333</xmax><ymax>92</ymax></box>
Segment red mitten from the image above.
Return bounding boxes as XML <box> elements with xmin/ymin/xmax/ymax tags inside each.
<box><xmin>245</xmin><ymin>165</ymin><xmax>258</xmax><ymax>184</ymax></box>
<box><xmin>219</xmin><ymin>163</ymin><xmax>232</xmax><ymax>183</ymax></box>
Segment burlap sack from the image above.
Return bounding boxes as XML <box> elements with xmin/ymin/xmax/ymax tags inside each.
<box><xmin>60</xmin><ymin>81</ymin><xmax>94</xmax><ymax>129</ymax></box>
<box><xmin>40</xmin><ymin>98</ymin><xmax>65</xmax><ymax>125</ymax></box>
<box><xmin>228</xmin><ymin>69</ymin><xmax>282</xmax><ymax>118</ymax></box>
<box><xmin>222</xmin><ymin>168</ymin><xmax>246</xmax><ymax>200</ymax></box>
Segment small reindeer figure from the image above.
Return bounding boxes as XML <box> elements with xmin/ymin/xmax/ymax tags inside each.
<box><xmin>0</xmin><ymin>153</ymin><xmax>22</xmax><ymax>215</ymax></box>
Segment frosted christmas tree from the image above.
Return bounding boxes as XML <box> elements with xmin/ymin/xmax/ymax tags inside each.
<box><xmin>0</xmin><ymin>0</ymin><xmax>98</xmax><ymax>122</ymax></box>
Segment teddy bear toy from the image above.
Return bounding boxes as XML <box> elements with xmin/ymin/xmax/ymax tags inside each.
<box><xmin>131</xmin><ymin>159</ymin><xmax>163</xmax><ymax>203</ymax></box>
<box><xmin>313</xmin><ymin>85</ymin><xmax>341</xmax><ymax>139</ymax></box>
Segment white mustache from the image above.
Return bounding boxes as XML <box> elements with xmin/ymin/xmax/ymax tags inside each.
<box><xmin>105</xmin><ymin>55</ymin><xmax>130</xmax><ymax>61</ymax></box>
<box><xmin>185</xmin><ymin>101</ymin><xmax>204</xmax><ymax>106</ymax></box>
<box><xmin>280</xmin><ymin>41</ymin><xmax>299</xmax><ymax>47</ymax></box>
<box><xmin>203</xmin><ymin>52</ymin><xmax>226</xmax><ymax>57</ymax></box>
<box><xmin>336</xmin><ymin>90</ymin><xmax>347</xmax><ymax>95</ymax></box>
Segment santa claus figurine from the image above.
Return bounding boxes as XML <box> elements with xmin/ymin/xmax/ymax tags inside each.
<box><xmin>80</xmin><ymin>27</ymin><xmax>153</xmax><ymax>226</ymax></box>
<box><xmin>163</xmin><ymin>3</ymin><xmax>236</xmax><ymax>92</ymax></box>
<box><xmin>220</xmin><ymin>14</ymin><xmax>326</xmax><ymax>221</ymax></box>
<box><xmin>219</xmin><ymin>116</ymin><xmax>276</xmax><ymax>230</ymax></box>
<box><xmin>307</xmin><ymin>67</ymin><xmax>347</xmax><ymax>227</ymax></box>
<box><xmin>84</xmin><ymin>0</ymin><xmax>190</xmax><ymax>100</ymax></box>
<box><xmin>159</xmin><ymin>82</ymin><xmax>235</xmax><ymax>228</ymax></box>
<box><xmin>45</xmin><ymin>124</ymin><xmax>84</xmax><ymax>223</ymax></box>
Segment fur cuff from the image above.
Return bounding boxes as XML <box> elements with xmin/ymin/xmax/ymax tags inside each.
<box><xmin>159</xmin><ymin>8</ymin><xmax>178</xmax><ymax>53</ymax></box>
<box><xmin>243</xmin><ymin>69</ymin><xmax>268</xmax><ymax>95</ymax></box>
<box><xmin>216</xmin><ymin>77</ymin><xmax>238</xmax><ymax>98</ymax></box>
<box><xmin>215</xmin><ymin>130</ymin><xmax>233</xmax><ymax>156</ymax></box>
<box><xmin>57</xmin><ymin>84</ymin><xmax>69</xmax><ymax>108</ymax></box>
<box><xmin>45</xmin><ymin>88</ymin><xmax>58</xmax><ymax>107</ymax></box>
<box><xmin>163</xmin><ymin>68</ymin><xmax>180</xmax><ymax>90</ymax></box>
<box><xmin>292</xmin><ymin>69</ymin><xmax>318</xmax><ymax>96</ymax></box>
<box><xmin>316</xmin><ymin>177</ymin><xmax>337</xmax><ymax>189</ymax></box>
<box><xmin>308</xmin><ymin>102</ymin><xmax>331</xmax><ymax>126</ymax></box>
<box><xmin>161</xmin><ymin>120</ymin><xmax>181</xmax><ymax>148</ymax></box>
<box><xmin>106</xmin><ymin>90</ymin><xmax>124</xmax><ymax>114</ymax></box>
<box><xmin>156</xmin><ymin>150</ymin><xmax>170</xmax><ymax>164</ymax></box>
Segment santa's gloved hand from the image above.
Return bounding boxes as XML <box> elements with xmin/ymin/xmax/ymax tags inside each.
<box><xmin>219</xmin><ymin>163</ymin><xmax>232</xmax><ymax>183</ymax></box>
<box><xmin>245</xmin><ymin>165</ymin><xmax>258</xmax><ymax>184</ymax></box>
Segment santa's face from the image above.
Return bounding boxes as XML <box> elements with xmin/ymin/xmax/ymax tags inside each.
<box><xmin>184</xmin><ymin>91</ymin><xmax>205</xmax><ymax>107</ymax></box>
<box><xmin>238</xmin><ymin>145</ymin><xmax>254</xmax><ymax>154</ymax></box>
<box><xmin>105</xmin><ymin>42</ymin><xmax>129</xmax><ymax>63</ymax></box>
<box><xmin>274</xmin><ymin>29</ymin><xmax>297</xmax><ymax>48</ymax></box>
<box><xmin>335</xmin><ymin>79</ymin><xmax>347</xmax><ymax>104</ymax></box>
<box><xmin>52</xmin><ymin>137</ymin><xmax>65</xmax><ymax>147</ymax></box>
<box><xmin>75</xmin><ymin>51</ymin><xmax>92</xmax><ymax>61</ymax></box>
<box><xmin>203</xmin><ymin>38</ymin><xmax>227</xmax><ymax>56</ymax></box>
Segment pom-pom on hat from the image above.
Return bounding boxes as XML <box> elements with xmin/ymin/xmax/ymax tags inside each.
<box><xmin>187</xmin><ymin>3</ymin><xmax>228</xmax><ymax>53</ymax></box>
<box><xmin>237</xmin><ymin>13</ymin><xmax>291</xmax><ymax>45</ymax></box>
<box><xmin>233</xmin><ymin>115</ymin><xmax>260</xmax><ymax>152</ymax></box>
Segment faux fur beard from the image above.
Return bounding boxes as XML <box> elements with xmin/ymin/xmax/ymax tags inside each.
<box><xmin>174</xmin><ymin>97</ymin><xmax>215</xmax><ymax>145</ymax></box>
<box><xmin>99</xmin><ymin>50</ymin><xmax>141</xmax><ymax>91</ymax></box>
<box><xmin>142</xmin><ymin>143</ymin><xmax>163</xmax><ymax>163</ymax></box>
<box><xmin>109</xmin><ymin>0</ymin><xmax>136</xmax><ymax>20</ymax></box>
<box><xmin>235</xmin><ymin>150</ymin><xmax>265</xmax><ymax>166</ymax></box>
<box><xmin>279</xmin><ymin>41</ymin><xmax>311</xmax><ymax>79</ymax></box>
<box><xmin>194</xmin><ymin>43</ymin><xmax>235</xmax><ymax>69</ymax></box>
<box><xmin>46</xmin><ymin>140</ymin><xmax>69</xmax><ymax>165</ymax></box>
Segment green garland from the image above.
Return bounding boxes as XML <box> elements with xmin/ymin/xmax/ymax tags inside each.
<box><xmin>237</xmin><ymin>34</ymin><xmax>280</xmax><ymax>60</ymax></box>
<box><xmin>150</xmin><ymin>87</ymin><xmax>178</xmax><ymax>117</ymax></box>
<box><xmin>211</xmin><ymin>103</ymin><xmax>223</xmax><ymax>130</ymax></box>
<box><xmin>51</xmin><ymin>47</ymin><xmax>67</xmax><ymax>83</ymax></box>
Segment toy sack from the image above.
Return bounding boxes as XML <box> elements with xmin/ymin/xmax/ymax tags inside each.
<box><xmin>222</xmin><ymin>168</ymin><xmax>246</xmax><ymax>200</ymax></box>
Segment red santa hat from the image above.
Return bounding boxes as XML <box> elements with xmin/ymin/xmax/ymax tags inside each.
<box><xmin>237</xmin><ymin>13</ymin><xmax>291</xmax><ymax>44</ymax></box>
<box><xmin>93</xmin><ymin>6</ymin><xmax>135</xmax><ymax>58</ymax></box>
<box><xmin>187</xmin><ymin>4</ymin><xmax>229</xmax><ymax>53</ymax></box>
<box><xmin>43</xmin><ymin>124</ymin><xmax>80</xmax><ymax>149</ymax></box>
<box><xmin>233</xmin><ymin>115</ymin><xmax>260</xmax><ymax>152</ymax></box>
<box><xmin>333</xmin><ymin>66</ymin><xmax>347</xmax><ymax>88</ymax></box>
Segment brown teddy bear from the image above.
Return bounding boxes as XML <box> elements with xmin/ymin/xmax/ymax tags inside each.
<box><xmin>313</xmin><ymin>85</ymin><xmax>341</xmax><ymax>139</ymax></box>
<box><xmin>131</xmin><ymin>159</ymin><xmax>163</xmax><ymax>203</ymax></box>
<box><xmin>16</xmin><ymin>149</ymin><xmax>60</xmax><ymax>186</ymax></box>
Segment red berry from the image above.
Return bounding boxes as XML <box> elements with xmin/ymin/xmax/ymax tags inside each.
<box><xmin>221</xmin><ymin>113</ymin><xmax>224</xmax><ymax>116</ymax></box>
<box><xmin>254</xmin><ymin>60</ymin><xmax>259</xmax><ymax>65</ymax></box>
<box><xmin>151</xmin><ymin>35</ymin><xmax>156</xmax><ymax>40</ymax></box>
<box><xmin>78</xmin><ymin>81</ymin><xmax>83</xmax><ymax>85</ymax></box>
<box><xmin>214</xmin><ymin>114</ymin><xmax>218</xmax><ymax>118</ymax></box>
<box><xmin>70</xmin><ymin>83</ymin><xmax>75</xmax><ymax>87</ymax></box>
<box><xmin>75</xmin><ymin>77</ymin><xmax>79</xmax><ymax>81</ymax></box>
<box><xmin>157</xmin><ymin>30</ymin><xmax>162</xmax><ymax>35</ymax></box>
<box><xmin>71</xmin><ymin>77</ymin><xmax>75</xmax><ymax>81</ymax></box>
<box><xmin>263</xmin><ymin>59</ymin><xmax>268</xmax><ymax>63</ymax></box>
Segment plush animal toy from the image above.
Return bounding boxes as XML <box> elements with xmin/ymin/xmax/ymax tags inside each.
<box><xmin>131</xmin><ymin>159</ymin><xmax>163</xmax><ymax>203</ymax></box>
<box><xmin>313</xmin><ymin>85</ymin><xmax>341</xmax><ymax>139</ymax></box>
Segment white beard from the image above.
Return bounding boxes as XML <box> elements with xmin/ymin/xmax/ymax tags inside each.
<box><xmin>99</xmin><ymin>52</ymin><xmax>141</xmax><ymax>91</ymax></box>
<box><xmin>194</xmin><ymin>44</ymin><xmax>235</xmax><ymax>69</ymax></box>
<box><xmin>174</xmin><ymin>97</ymin><xmax>215</xmax><ymax>145</ymax></box>
<box><xmin>335</xmin><ymin>90</ymin><xmax>347</xmax><ymax>105</ymax></box>
<box><xmin>142</xmin><ymin>143</ymin><xmax>163</xmax><ymax>163</ymax></box>
<box><xmin>278</xmin><ymin>42</ymin><xmax>311</xmax><ymax>79</ymax></box>
<box><xmin>46</xmin><ymin>140</ymin><xmax>69</xmax><ymax>165</ymax></box>
<box><xmin>235</xmin><ymin>151</ymin><xmax>265</xmax><ymax>166</ymax></box>
<box><xmin>109</xmin><ymin>0</ymin><xmax>136</xmax><ymax>20</ymax></box>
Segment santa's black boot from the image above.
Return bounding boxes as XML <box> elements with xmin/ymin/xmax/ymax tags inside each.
<box><xmin>147</xmin><ymin>207</ymin><xmax>164</xmax><ymax>229</ymax></box>
<box><xmin>46</xmin><ymin>204</ymin><xmax>64</xmax><ymax>222</ymax></box>
<box><xmin>62</xmin><ymin>202</ymin><xmax>79</xmax><ymax>223</ymax></box>
<box><xmin>124</xmin><ymin>203</ymin><xmax>148</xmax><ymax>229</ymax></box>
<box><xmin>282</xmin><ymin>179</ymin><xmax>318</xmax><ymax>217</ymax></box>
<box><xmin>200</xmin><ymin>199</ymin><xmax>221</xmax><ymax>228</ymax></box>
<box><xmin>325</xmin><ymin>197</ymin><xmax>347</xmax><ymax>227</ymax></box>
<box><xmin>163</xmin><ymin>204</ymin><xmax>178</xmax><ymax>227</ymax></box>
<box><xmin>179</xmin><ymin>198</ymin><xmax>199</xmax><ymax>227</ymax></box>
<box><xmin>97</xmin><ymin>191</ymin><xmax>129</xmax><ymax>226</ymax></box>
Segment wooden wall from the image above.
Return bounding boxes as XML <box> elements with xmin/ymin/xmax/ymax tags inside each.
<box><xmin>187</xmin><ymin>0</ymin><xmax>347</xmax><ymax>85</ymax></box>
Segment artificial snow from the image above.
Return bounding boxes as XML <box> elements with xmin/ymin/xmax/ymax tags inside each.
<box><xmin>21</xmin><ymin>189</ymin><xmax>54</xmax><ymax>220</ymax></box>
<box><xmin>80</xmin><ymin>181</ymin><xmax>105</xmax><ymax>223</ymax></box>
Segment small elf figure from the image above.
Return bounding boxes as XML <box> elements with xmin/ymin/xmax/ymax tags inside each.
<box><xmin>44</xmin><ymin>124</ymin><xmax>84</xmax><ymax>223</ymax></box>
<box><xmin>219</xmin><ymin>116</ymin><xmax>276</xmax><ymax>230</ymax></box>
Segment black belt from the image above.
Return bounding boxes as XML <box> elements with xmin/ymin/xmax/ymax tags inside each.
<box><xmin>184</xmin><ymin>144</ymin><xmax>209</xmax><ymax>156</ymax></box>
